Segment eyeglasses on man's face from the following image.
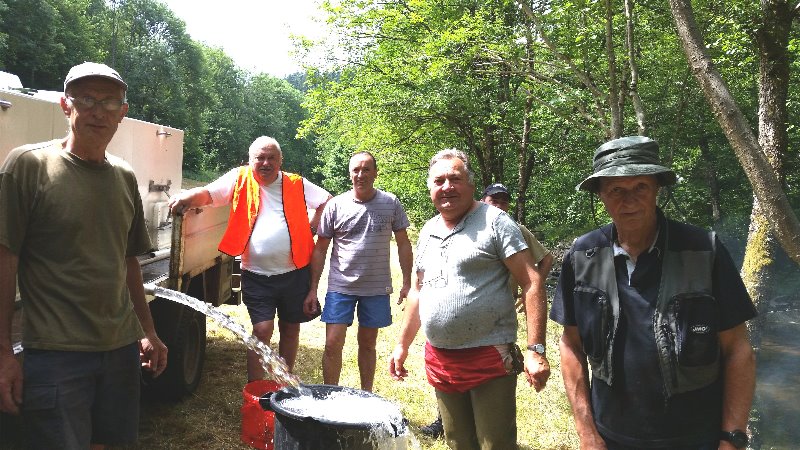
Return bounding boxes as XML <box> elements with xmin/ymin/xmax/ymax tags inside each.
<box><xmin>67</xmin><ymin>95</ymin><xmax>126</xmax><ymax>111</ymax></box>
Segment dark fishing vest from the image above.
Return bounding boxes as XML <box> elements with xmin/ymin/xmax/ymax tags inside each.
<box><xmin>572</xmin><ymin>222</ymin><xmax>720</xmax><ymax>399</ymax></box>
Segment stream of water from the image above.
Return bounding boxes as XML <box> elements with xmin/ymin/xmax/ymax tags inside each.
<box><xmin>149</xmin><ymin>285</ymin><xmax>419</xmax><ymax>449</ymax></box>
<box><xmin>147</xmin><ymin>284</ymin><xmax>304</xmax><ymax>391</ymax></box>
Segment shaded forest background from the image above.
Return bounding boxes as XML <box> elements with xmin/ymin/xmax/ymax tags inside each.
<box><xmin>1</xmin><ymin>0</ymin><xmax>798</xmax><ymax>295</ymax></box>
<box><xmin>0</xmin><ymin>0</ymin><xmax>318</xmax><ymax>182</ymax></box>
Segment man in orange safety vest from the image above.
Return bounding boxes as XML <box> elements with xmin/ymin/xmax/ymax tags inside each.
<box><xmin>169</xmin><ymin>136</ymin><xmax>330</xmax><ymax>380</ymax></box>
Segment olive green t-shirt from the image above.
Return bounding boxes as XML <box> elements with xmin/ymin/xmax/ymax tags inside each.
<box><xmin>508</xmin><ymin>222</ymin><xmax>550</xmax><ymax>296</ymax></box>
<box><xmin>0</xmin><ymin>140</ymin><xmax>153</xmax><ymax>351</ymax></box>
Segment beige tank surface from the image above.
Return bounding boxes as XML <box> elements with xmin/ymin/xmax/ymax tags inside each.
<box><xmin>0</xmin><ymin>87</ymin><xmax>185</xmax><ymax>249</ymax></box>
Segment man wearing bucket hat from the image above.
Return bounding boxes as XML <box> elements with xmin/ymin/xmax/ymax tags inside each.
<box><xmin>550</xmin><ymin>136</ymin><xmax>757</xmax><ymax>449</ymax></box>
<box><xmin>0</xmin><ymin>62</ymin><xmax>167</xmax><ymax>449</ymax></box>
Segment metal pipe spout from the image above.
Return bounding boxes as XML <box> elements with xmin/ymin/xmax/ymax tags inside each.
<box><xmin>143</xmin><ymin>283</ymin><xmax>157</xmax><ymax>295</ymax></box>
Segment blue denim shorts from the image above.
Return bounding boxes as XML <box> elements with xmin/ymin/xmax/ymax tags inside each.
<box><xmin>321</xmin><ymin>291</ymin><xmax>392</xmax><ymax>328</ymax></box>
<box><xmin>22</xmin><ymin>342</ymin><xmax>141</xmax><ymax>449</ymax></box>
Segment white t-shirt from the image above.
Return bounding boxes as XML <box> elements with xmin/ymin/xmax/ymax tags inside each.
<box><xmin>206</xmin><ymin>169</ymin><xmax>330</xmax><ymax>275</ymax></box>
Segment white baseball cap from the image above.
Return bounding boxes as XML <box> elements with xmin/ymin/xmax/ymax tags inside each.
<box><xmin>64</xmin><ymin>62</ymin><xmax>127</xmax><ymax>92</ymax></box>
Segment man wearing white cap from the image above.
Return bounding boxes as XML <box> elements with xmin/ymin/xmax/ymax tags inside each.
<box><xmin>0</xmin><ymin>62</ymin><xmax>167</xmax><ymax>449</ymax></box>
<box><xmin>551</xmin><ymin>136</ymin><xmax>757</xmax><ymax>449</ymax></box>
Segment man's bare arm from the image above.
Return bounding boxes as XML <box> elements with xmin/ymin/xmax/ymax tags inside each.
<box><xmin>167</xmin><ymin>187</ymin><xmax>213</xmax><ymax>215</ymax></box>
<box><xmin>718</xmin><ymin>323</ymin><xmax>755</xmax><ymax>449</ymax></box>
<box><xmin>309</xmin><ymin>195</ymin><xmax>332</xmax><ymax>233</ymax></box>
<box><xmin>536</xmin><ymin>252</ymin><xmax>554</xmax><ymax>279</ymax></box>
<box><xmin>504</xmin><ymin>250</ymin><xmax>550</xmax><ymax>391</ymax></box>
<box><xmin>560</xmin><ymin>326</ymin><xmax>607</xmax><ymax>449</ymax></box>
<box><xmin>303</xmin><ymin>236</ymin><xmax>331</xmax><ymax>316</ymax></box>
<box><xmin>126</xmin><ymin>257</ymin><xmax>168</xmax><ymax>377</ymax></box>
<box><xmin>388</xmin><ymin>271</ymin><xmax>422</xmax><ymax>381</ymax></box>
<box><xmin>515</xmin><ymin>251</ymin><xmax>554</xmax><ymax>312</ymax></box>
<box><xmin>393</xmin><ymin>229</ymin><xmax>413</xmax><ymax>303</ymax></box>
<box><xmin>0</xmin><ymin>244</ymin><xmax>22</xmax><ymax>414</ymax></box>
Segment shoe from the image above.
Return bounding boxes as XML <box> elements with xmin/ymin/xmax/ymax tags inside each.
<box><xmin>420</xmin><ymin>416</ymin><xmax>444</xmax><ymax>439</ymax></box>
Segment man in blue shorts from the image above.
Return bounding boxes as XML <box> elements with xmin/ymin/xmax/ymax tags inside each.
<box><xmin>0</xmin><ymin>62</ymin><xmax>167</xmax><ymax>449</ymax></box>
<box><xmin>303</xmin><ymin>151</ymin><xmax>413</xmax><ymax>391</ymax></box>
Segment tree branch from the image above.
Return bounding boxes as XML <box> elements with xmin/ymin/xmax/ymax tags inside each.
<box><xmin>515</xmin><ymin>1</ymin><xmax>607</xmax><ymax>101</ymax></box>
<box><xmin>668</xmin><ymin>0</ymin><xmax>800</xmax><ymax>264</ymax></box>
<box><xmin>624</xmin><ymin>0</ymin><xmax>647</xmax><ymax>135</ymax></box>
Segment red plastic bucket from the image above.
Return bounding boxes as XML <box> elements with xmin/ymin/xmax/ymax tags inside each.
<box><xmin>241</xmin><ymin>380</ymin><xmax>283</xmax><ymax>449</ymax></box>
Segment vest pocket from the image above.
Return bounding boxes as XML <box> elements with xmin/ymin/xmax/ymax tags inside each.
<box><xmin>573</xmin><ymin>285</ymin><xmax>611</xmax><ymax>363</ymax></box>
<box><xmin>674</xmin><ymin>293</ymin><xmax>719</xmax><ymax>367</ymax></box>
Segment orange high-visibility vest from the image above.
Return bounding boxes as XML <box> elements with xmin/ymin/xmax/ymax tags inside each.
<box><xmin>218</xmin><ymin>168</ymin><xmax>314</xmax><ymax>269</ymax></box>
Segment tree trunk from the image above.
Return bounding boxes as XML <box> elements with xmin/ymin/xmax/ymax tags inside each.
<box><xmin>662</xmin><ymin>69</ymin><xmax>693</xmax><ymax>169</ymax></box>
<box><xmin>742</xmin><ymin>199</ymin><xmax>778</xmax><ymax>347</ymax></box>
<box><xmin>667</xmin><ymin>0</ymin><xmax>800</xmax><ymax>265</ymax></box>
<box><xmin>741</xmin><ymin>0</ymin><xmax>795</xmax><ymax>344</ymax></box>
<box><xmin>605</xmin><ymin>0</ymin><xmax>623</xmax><ymax>139</ymax></box>
<box><xmin>755</xmin><ymin>0</ymin><xmax>790</xmax><ymax>182</ymax></box>
<box><xmin>697</xmin><ymin>136</ymin><xmax>722</xmax><ymax>225</ymax></box>
<box><xmin>624</xmin><ymin>0</ymin><xmax>647</xmax><ymax>135</ymax></box>
<box><xmin>481</xmin><ymin>123</ymin><xmax>500</xmax><ymax>187</ymax></box>
<box><xmin>517</xmin><ymin>95</ymin><xmax>534</xmax><ymax>224</ymax></box>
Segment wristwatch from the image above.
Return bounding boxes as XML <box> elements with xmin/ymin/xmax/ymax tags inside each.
<box><xmin>527</xmin><ymin>344</ymin><xmax>545</xmax><ymax>356</ymax></box>
<box><xmin>720</xmin><ymin>429</ymin><xmax>748</xmax><ymax>448</ymax></box>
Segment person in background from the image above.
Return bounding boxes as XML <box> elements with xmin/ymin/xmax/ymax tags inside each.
<box><xmin>389</xmin><ymin>149</ymin><xmax>550</xmax><ymax>449</ymax></box>
<box><xmin>0</xmin><ymin>62</ymin><xmax>168</xmax><ymax>449</ymax></box>
<box><xmin>481</xmin><ymin>183</ymin><xmax>553</xmax><ymax>312</ymax></box>
<box><xmin>303</xmin><ymin>151</ymin><xmax>413</xmax><ymax>392</ymax></box>
<box><xmin>551</xmin><ymin>136</ymin><xmax>757</xmax><ymax>449</ymax></box>
<box><xmin>169</xmin><ymin>136</ymin><xmax>331</xmax><ymax>380</ymax></box>
<box><xmin>420</xmin><ymin>181</ymin><xmax>555</xmax><ymax>439</ymax></box>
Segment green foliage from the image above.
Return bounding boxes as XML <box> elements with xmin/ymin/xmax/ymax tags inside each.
<box><xmin>0</xmin><ymin>1</ymin><xmax>7</xmax><ymax>58</ymax></box>
<box><xmin>198</xmin><ymin>46</ymin><xmax>250</xmax><ymax>171</ymax></box>
<box><xmin>0</xmin><ymin>0</ymin><xmax>321</xmax><ymax>182</ymax></box>
<box><xmin>106</xmin><ymin>0</ymin><xmax>210</xmax><ymax>169</ymax></box>
<box><xmin>2</xmin><ymin>0</ymin><xmax>797</xmax><ymax>249</ymax></box>
<box><xmin>0</xmin><ymin>0</ymin><xmax>104</xmax><ymax>88</ymax></box>
<box><xmin>299</xmin><ymin>0</ymin><xmax>798</xmax><ymax>246</ymax></box>
<box><xmin>285</xmin><ymin>71</ymin><xmax>308</xmax><ymax>92</ymax></box>
<box><xmin>302</xmin><ymin>0</ymin><xmax>543</xmax><ymax>223</ymax></box>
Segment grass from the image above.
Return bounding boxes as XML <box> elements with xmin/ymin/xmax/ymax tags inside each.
<box><xmin>1</xmin><ymin>242</ymin><xmax>580</xmax><ymax>450</ymax></box>
<box><xmin>128</xmin><ymin>240</ymin><xmax>578</xmax><ymax>449</ymax></box>
<box><xmin>122</xmin><ymin>307</ymin><xmax>577</xmax><ymax>449</ymax></box>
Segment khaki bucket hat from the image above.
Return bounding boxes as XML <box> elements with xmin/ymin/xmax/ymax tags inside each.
<box><xmin>576</xmin><ymin>136</ymin><xmax>676</xmax><ymax>192</ymax></box>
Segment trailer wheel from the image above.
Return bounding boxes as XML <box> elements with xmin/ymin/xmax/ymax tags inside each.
<box><xmin>142</xmin><ymin>296</ymin><xmax>207</xmax><ymax>400</ymax></box>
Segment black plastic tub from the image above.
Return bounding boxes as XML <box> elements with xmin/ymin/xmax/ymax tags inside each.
<box><xmin>260</xmin><ymin>384</ymin><xmax>408</xmax><ymax>450</ymax></box>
